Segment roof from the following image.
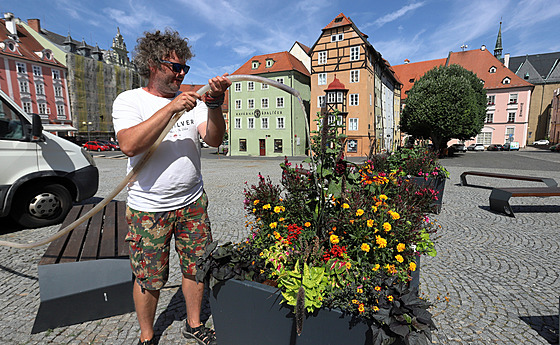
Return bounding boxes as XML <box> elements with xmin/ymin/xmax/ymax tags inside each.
<box><xmin>292</xmin><ymin>41</ymin><xmax>310</xmax><ymax>55</ymax></box>
<box><xmin>326</xmin><ymin>75</ymin><xmax>347</xmax><ymax>91</ymax></box>
<box><xmin>508</xmin><ymin>52</ymin><xmax>560</xmax><ymax>83</ymax></box>
<box><xmin>0</xmin><ymin>19</ymin><xmax>65</xmax><ymax>67</ymax></box>
<box><xmin>322</xmin><ymin>12</ymin><xmax>353</xmax><ymax>31</ymax></box>
<box><xmin>393</xmin><ymin>48</ymin><xmax>533</xmax><ymax>100</ymax></box>
<box><xmin>232</xmin><ymin>51</ymin><xmax>310</xmax><ymax>77</ymax></box>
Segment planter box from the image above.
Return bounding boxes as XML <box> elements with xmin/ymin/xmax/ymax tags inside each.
<box><xmin>209</xmin><ymin>279</ymin><xmax>371</xmax><ymax>345</ymax></box>
<box><xmin>408</xmin><ymin>177</ymin><xmax>446</xmax><ymax>214</ymax></box>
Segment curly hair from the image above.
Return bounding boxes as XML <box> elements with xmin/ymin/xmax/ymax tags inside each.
<box><xmin>133</xmin><ymin>28</ymin><xmax>194</xmax><ymax>78</ymax></box>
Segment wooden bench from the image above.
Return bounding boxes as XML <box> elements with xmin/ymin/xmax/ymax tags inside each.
<box><xmin>460</xmin><ymin>171</ymin><xmax>558</xmax><ymax>188</ymax></box>
<box><xmin>32</xmin><ymin>200</ymin><xmax>134</xmax><ymax>333</ymax></box>
<box><xmin>489</xmin><ymin>186</ymin><xmax>560</xmax><ymax>217</ymax></box>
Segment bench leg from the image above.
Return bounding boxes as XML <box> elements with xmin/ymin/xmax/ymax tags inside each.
<box><xmin>460</xmin><ymin>173</ymin><xmax>468</xmax><ymax>186</ymax></box>
<box><xmin>489</xmin><ymin>189</ymin><xmax>515</xmax><ymax>217</ymax></box>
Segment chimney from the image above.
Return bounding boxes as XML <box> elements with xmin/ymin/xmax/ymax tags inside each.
<box><xmin>4</xmin><ymin>12</ymin><xmax>17</xmax><ymax>39</ymax></box>
<box><xmin>404</xmin><ymin>59</ymin><xmax>410</xmax><ymax>64</ymax></box>
<box><xmin>504</xmin><ymin>53</ymin><xmax>510</xmax><ymax>68</ymax></box>
<box><xmin>481</xmin><ymin>45</ymin><xmax>486</xmax><ymax>51</ymax></box>
<box><xmin>27</xmin><ymin>18</ymin><xmax>41</xmax><ymax>32</ymax></box>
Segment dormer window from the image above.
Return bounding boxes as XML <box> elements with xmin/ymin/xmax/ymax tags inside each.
<box><xmin>409</xmin><ymin>78</ymin><xmax>414</xmax><ymax>83</ymax></box>
<box><xmin>334</xmin><ymin>17</ymin><xmax>343</xmax><ymax>23</ymax></box>
<box><xmin>251</xmin><ymin>61</ymin><xmax>260</xmax><ymax>69</ymax></box>
<box><xmin>489</xmin><ymin>66</ymin><xmax>497</xmax><ymax>73</ymax></box>
<box><xmin>266</xmin><ymin>59</ymin><xmax>274</xmax><ymax>68</ymax></box>
<box><xmin>502</xmin><ymin>77</ymin><xmax>511</xmax><ymax>84</ymax></box>
<box><xmin>524</xmin><ymin>72</ymin><xmax>529</xmax><ymax>80</ymax></box>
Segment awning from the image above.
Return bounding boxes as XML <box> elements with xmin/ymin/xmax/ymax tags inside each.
<box><xmin>43</xmin><ymin>124</ymin><xmax>78</xmax><ymax>132</ymax></box>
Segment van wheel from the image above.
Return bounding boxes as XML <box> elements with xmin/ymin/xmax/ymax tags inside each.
<box><xmin>10</xmin><ymin>183</ymin><xmax>72</xmax><ymax>228</ymax></box>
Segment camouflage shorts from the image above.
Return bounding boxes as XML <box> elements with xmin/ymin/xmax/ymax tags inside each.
<box><xmin>125</xmin><ymin>192</ymin><xmax>212</xmax><ymax>290</ymax></box>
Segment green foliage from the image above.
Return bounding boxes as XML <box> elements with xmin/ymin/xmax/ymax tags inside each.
<box><xmin>401</xmin><ymin>64</ymin><xmax>487</xmax><ymax>152</ymax></box>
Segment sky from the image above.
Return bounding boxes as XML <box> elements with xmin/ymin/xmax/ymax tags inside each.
<box><xmin>4</xmin><ymin>0</ymin><xmax>560</xmax><ymax>85</ymax></box>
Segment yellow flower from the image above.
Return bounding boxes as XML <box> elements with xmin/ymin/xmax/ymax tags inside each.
<box><xmin>371</xmin><ymin>206</ymin><xmax>378</xmax><ymax>212</ymax></box>
<box><xmin>390</xmin><ymin>211</ymin><xmax>400</xmax><ymax>220</ymax></box>
<box><xmin>387</xmin><ymin>295</ymin><xmax>394</xmax><ymax>302</ymax></box>
<box><xmin>357</xmin><ymin>288</ymin><xmax>363</xmax><ymax>293</ymax></box>
<box><xmin>345</xmin><ymin>262</ymin><xmax>352</xmax><ymax>269</ymax></box>
<box><xmin>330</xmin><ymin>234</ymin><xmax>340</xmax><ymax>244</ymax></box>
<box><xmin>349</xmin><ymin>219</ymin><xmax>355</xmax><ymax>225</ymax></box>
<box><xmin>352</xmin><ymin>299</ymin><xmax>358</xmax><ymax>304</ymax></box>
<box><xmin>270</xmin><ymin>222</ymin><xmax>277</xmax><ymax>229</ymax></box>
<box><xmin>379</xmin><ymin>194</ymin><xmax>388</xmax><ymax>201</ymax></box>
<box><xmin>373</xmin><ymin>306</ymin><xmax>380</xmax><ymax>312</ymax></box>
<box><xmin>342</xmin><ymin>203</ymin><xmax>350</xmax><ymax>209</ymax></box>
<box><xmin>356</xmin><ymin>209</ymin><xmax>364</xmax><ymax>216</ymax></box>
<box><xmin>263</xmin><ymin>204</ymin><xmax>271</xmax><ymax>210</ymax></box>
<box><xmin>397</xmin><ymin>243</ymin><xmax>405</xmax><ymax>252</ymax></box>
<box><xmin>361</xmin><ymin>243</ymin><xmax>371</xmax><ymax>252</ymax></box>
<box><xmin>253</xmin><ymin>199</ymin><xmax>260</xmax><ymax>205</ymax></box>
<box><xmin>367</xmin><ymin>219</ymin><xmax>374</xmax><ymax>227</ymax></box>
<box><xmin>279</xmin><ymin>217</ymin><xmax>285</xmax><ymax>222</ymax></box>
<box><xmin>252</xmin><ymin>208</ymin><xmax>256</xmax><ymax>213</ymax></box>
<box><xmin>273</xmin><ymin>231</ymin><xmax>280</xmax><ymax>239</ymax></box>
<box><xmin>409</xmin><ymin>262</ymin><xmax>417</xmax><ymax>272</ymax></box>
<box><xmin>395</xmin><ymin>255</ymin><xmax>404</xmax><ymax>263</ymax></box>
<box><xmin>274</xmin><ymin>205</ymin><xmax>285</xmax><ymax>213</ymax></box>
<box><xmin>374</xmin><ymin>286</ymin><xmax>381</xmax><ymax>291</ymax></box>
<box><xmin>375</xmin><ymin>235</ymin><xmax>387</xmax><ymax>248</ymax></box>
<box><xmin>304</xmin><ymin>222</ymin><xmax>311</xmax><ymax>227</ymax></box>
<box><xmin>372</xmin><ymin>264</ymin><xmax>380</xmax><ymax>271</ymax></box>
<box><xmin>358</xmin><ymin>304</ymin><xmax>365</xmax><ymax>312</ymax></box>
<box><xmin>383</xmin><ymin>222</ymin><xmax>391</xmax><ymax>232</ymax></box>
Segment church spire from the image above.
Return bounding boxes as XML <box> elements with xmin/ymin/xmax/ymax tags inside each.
<box><xmin>494</xmin><ymin>21</ymin><xmax>503</xmax><ymax>61</ymax></box>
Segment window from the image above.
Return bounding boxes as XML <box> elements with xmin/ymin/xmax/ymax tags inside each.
<box><xmin>19</xmin><ymin>81</ymin><xmax>29</xmax><ymax>93</ymax></box>
<box><xmin>276</xmin><ymin>78</ymin><xmax>284</xmax><ymax>84</ymax></box>
<box><xmin>349</xmin><ymin>93</ymin><xmax>359</xmax><ymax>106</ymax></box>
<box><xmin>239</xmin><ymin>139</ymin><xmax>247</xmax><ymax>151</ymax></box>
<box><xmin>266</xmin><ymin>59</ymin><xmax>274</xmax><ymax>67</ymax></box>
<box><xmin>487</xmin><ymin>95</ymin><xmax>495</xmax><ymax>105</ymax></box>
<box><xmin>38</xmin><ymin>103</ymin><xmax>47</xmax><ymax>114</ymax></box>
<box><xmin>327</xmin><ymin>92</ymin><xmax>336</xmax><ymax>104</ymax></box>
<box><xmin>252</xmin><ymin>61</ymin><xmax>259</xmax><ymax>69</ymax></box>
<box><xmin>276</xmin><ymin>97</ymin><xmax>284</xmax><ymax>108</ymax></box>
<box><xmin>234</xmin><ymin>118</ymin><xmax>242</xmax><ymax>129</ymax></box>
<box><xmin>509</xmin><ymin>93</ymin><xmax>518</xmax><ymax>104</ymax></box>
<box><xmin>274</xmin><ymin>139</ymin><xmax>283</xmax><ymax>153</ymax></box>
<box><xmin>477</xmin><ymin>132</ymin><xmax>492</xmax><ymax>145</ymax></box>
<box><xmin>23</xmin><ymin>102</ymin><xmax>32</xmax><ymax>114</ymax></box>
<box><xmin>318</xmin><ymin>51</ymin><xmax>327</xmax><ymax>65</ymax></box>
<box><xmin>52</xmin><ymin>70</ymin><xmax>60</xmax><ymax>80</ymax></box>
<box><xmin>347</xmin><ymin>139</ymin><xmax>358</xmax><ymax>153</ymax></box>
<box><xmin>32</xmin><ymin>65</ymin><xmax>42</xmax><ymax>76</ymax></box>
<box><xmin>248</xmin><ymin>99</ymin><xmax>255</xmax><ymax>109</ymax></box>
<box><xmin>318</xmin><ymin>95</ymin><xmax>325</xmax><ymax>108</ymax></box>
<box><xmin>235</xmin><ymin>82</ymin><xmax>242</xmax><ymax>92</ymax></box>
<box><xmin>350</xmin><ymin>46</ymin><xmax>360</xmax><ymax>61</ymax></box>
<box><xmin>261</xmin><ymin>83</ymin><xmax>268</xmax><ymax>90</ymax></box>
<box><xmin>16</xmin><ymin>62</ymin><xmax>26</xmax><ymax>73</ymax></box>
<box><xmin>55</xmin><ymin>86</ymin><xmax>63</xmax><ymax>97</ymax></box>
<box><xmin>508</xmin><ymin>112</ymin><xmax>516</xmax><ymax>122</ymax></box>
<box><xmin>36</xmin><ymin>83</ymin><xmax>44</xmax><ymax>95</ymax></box>
<box><xmin>248</xmin><ymin>81</ymin><xmax>255</xmax><ymax>91</ymax></box>
<box><xmin>248</xmin><ymin>117</ymin><xmax>255</xmax><ymax>129</ymax></box>
<box><xmin>502</xmin><ymin>77</ymin><xmax>511</xmax><ymax>85</ymax></box>
<box><xmin>485</xmin><ymin>113</ymin><xmax>494</xmax><ymax>123</ymax></box>
<box><xmin>489</xmin><ymin>66</ymin><xmax>497</xmax><ymax>73</ymax></box>
<box><xmin>261</xmin><ymin>117</ymin><xmax>269</xmax><ymax>129</ymax></box>
<box><xmin>349</xmin><ymin>118</ymin><xmax>358</xmax><ymax>131</ymax></box>
<box><xmin>277</xmin><ymin>117</ymin><xmax>285</xmax><ymax>129</ymax></box>
<box><xmin>235</xmin><ymin>99</ymin><xmax>242</xmax><ymax>110</ymax></box>
<box><xmin>0</xmin><ymin>107</ymin><xmax>23</xmax><ymax>140</ymax></box>
<box><xmin>331</xmin><ymin>33</ymin><xmax>344</xmax><ymax>42</ymax></box>
<box><xmin>261</xmin><ymin>98</ymin><xmax>269</xmax><ymax>109</ymax></box>
<box><xmin>318</xmin><ymin>73</ymin><xmax>327</xmax><ymax>85</ymax></box>
<box><xmin>350</xmin><ymin>70</ymin><xmax>359</xmax><ymax>83</ymax></box>
<box><xmin>57</xmin><ymin>105</ymin><xmax>65</xmax><ymax>116</ymax></box>
<box><xmin>505</xmin><ymin>127</ymin><xmax>515</xmax><ymax>141</ymax></box>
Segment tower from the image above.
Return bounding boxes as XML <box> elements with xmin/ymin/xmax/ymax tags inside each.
<box><xmin>494</xmin><ymin>21</ymin><xmax>503</xmax><ymax>61</ymax></box>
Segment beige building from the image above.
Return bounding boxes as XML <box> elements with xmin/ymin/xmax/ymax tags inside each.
<box><xmin>308</xmin><ymin>13</ymin><xmax>401</xmax><ymax>157</ymax></box>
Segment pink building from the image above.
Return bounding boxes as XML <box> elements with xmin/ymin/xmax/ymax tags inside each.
<box><xmin>393</xmin><ymin>47</ymin><xmax>533</xmax><ymax>148</ymax></box>
<box><xmin>0</xmin><ymin>13</ymin><xmax>73</xmax><ymax>135</ymax></box>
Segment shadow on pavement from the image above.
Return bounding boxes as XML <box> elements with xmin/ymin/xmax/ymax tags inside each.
<box><xmin>519</xmin><ymin>315</ymin><xmax>558</xmax><ymax>344</ymax></box>
<box><xmin>479</xmin><ymin>205</ymin><xmax>560</xmax><ymax>215</ymax></box>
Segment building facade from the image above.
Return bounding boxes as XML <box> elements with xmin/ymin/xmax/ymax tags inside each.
<box><xmin>308</xmin><ymin>13</ymin><xmax>402</xmax><ymax>157</ymax></box>
<box><xmin>393</xmin><ymin>47</ymin><xmax>533</xmax><ymax>148</ymax></box>
<box><xmin>1</xmin><ymin>13</ymin><xmax>72</xmax><ymax>134</ymax></box>
<box><xmin>551</xmin><ymin>88</ymin><xmax>560</xmax><ymax>143</ymax></box>
<box><xmin>229</xmin><ymin>51</ymin><xmax>310</xmax><ymax>156</ymax></box>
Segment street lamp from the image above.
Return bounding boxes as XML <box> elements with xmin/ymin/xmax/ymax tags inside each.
<box><xmin>82</xmin><ymin>121</ymin><xmax>92</xmax><ymax>142</ymax></box>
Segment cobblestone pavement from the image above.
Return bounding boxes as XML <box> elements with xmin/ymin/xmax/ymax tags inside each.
<box><xmin>0</xmin><ymin>149</ymin><xmax>559</xmax><ymax>344</ymax></box>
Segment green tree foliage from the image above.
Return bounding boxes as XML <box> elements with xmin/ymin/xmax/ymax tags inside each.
<box><xmin>400</xmin><ymin>64</ymin><xmax>487</xmax><ymax>152</ymax></box>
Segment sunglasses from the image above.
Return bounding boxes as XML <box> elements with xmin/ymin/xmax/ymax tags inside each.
<box><xmin>159</xmin><ymin>59</ymin><xmax>190</xmax><ymax>74</ymax></box>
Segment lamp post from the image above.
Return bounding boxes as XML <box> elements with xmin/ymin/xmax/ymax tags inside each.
<box><xmin>82</xmin><ymin>121</ymin><xmax>92</xmax><ymax>142</ymax></box>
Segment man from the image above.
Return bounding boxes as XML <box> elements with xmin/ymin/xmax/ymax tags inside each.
<box><xmin>112</xmin><ymin>29</ymin><xmax>230</xmax><ymax>345</ymax></box>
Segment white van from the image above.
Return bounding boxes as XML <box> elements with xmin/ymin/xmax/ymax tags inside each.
<box><xmin>0</xmin><ymin>89</ymin><xmax>98</xmax><ymax>228</ymax></box>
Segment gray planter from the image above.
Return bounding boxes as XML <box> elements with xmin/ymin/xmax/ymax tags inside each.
<box><xmin>408</xmin><ymin>176</ymin><xmax>446</xmax><ymax>213</ymax></box>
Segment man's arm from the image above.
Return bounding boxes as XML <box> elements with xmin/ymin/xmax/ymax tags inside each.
<box><xmin>198</xmin><ymin>75</ymin><xmax>232</xmax><ymax>147</ymax></box>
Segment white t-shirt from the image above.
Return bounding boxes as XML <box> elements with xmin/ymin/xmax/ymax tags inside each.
<box><xmin>112</xmin><ymin>88</ymin><xmax>208</xmax><ymax>212</ymax></box>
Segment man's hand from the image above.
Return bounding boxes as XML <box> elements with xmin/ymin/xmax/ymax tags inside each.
<box><xmin>167</xmin><ymin>91</ymin><xmax>201</xmax><ymax>114</ymax></box>
<box><xmin>207</xmin><ymin>74</ymin><xmax>232</xmax><ymax>97</ymax></box>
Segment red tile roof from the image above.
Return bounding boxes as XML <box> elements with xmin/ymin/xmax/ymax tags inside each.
<box><xmin>393</xmin><ymin>49</ymin><xmax>533</xmax><ymax>100</ymax></box>
<box><xmin>326</xmin><ymin>75</ymin><xmax>347</xmax><ymax>90</ymax></box>
<box><xmin>323</xmin><ymin>13</ymin><xmax>353</xmax><ymax>31</ymax></box>
<box><xmin>294</xmin><ymin>41</ymin><xmax>310</xmax><ymax>54</ymax></box>
<box><xmin>0</xmin><ymin>19</ymin><xmax>65</xmax><ymax>67</ymax></box>
<box><xmin>232</xmin><ymin>51</ymin><xmax>310</xmax><ymax>77</ymax></box>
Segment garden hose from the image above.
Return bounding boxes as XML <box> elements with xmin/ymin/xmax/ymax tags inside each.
<box><xmin>0</xmin><ymin>75</ymin><xmax>312</xmax><ymax>249</ymax></box>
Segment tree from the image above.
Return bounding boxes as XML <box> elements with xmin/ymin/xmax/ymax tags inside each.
<box><xmin>400</xmin><ymin>64</ymin><xmax>487</xmax><ymax>153</ymax></box>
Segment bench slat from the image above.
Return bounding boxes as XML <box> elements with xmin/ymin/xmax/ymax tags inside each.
<box><xmin>38</xmin><ymin>205</ymin><xmax>84</xmax><ymax>266</ymax></box>
<box><xmin>80</xmin><ymin>204</ymin><xmax>104</xmax><ymax>261</ymax></box>
<box><xmin>98</xmin><ymin>201</ymin><xmax>117</xmax><ymax>259</ymax></box>
<box><xmin>116</xmin><ymin>201</ymin><xmax>129</xmax><ymax>257</ymax></box>
<box><xmin>498</xmin><ymin>187</ymin><xmax>560</xmax><ymax>197</ymax></box>
<box><xmin>59</xmin><ymin>204</ymin><xmax>94</xmax><ymax>263</ymax></box>
<box><xmin>461</xmin><ymin>171</ymin><xmax>557</xmax><ymax>187</ymax></box>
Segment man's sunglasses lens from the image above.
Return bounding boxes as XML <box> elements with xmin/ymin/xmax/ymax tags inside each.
<box><xmin>160</xmin><ymin>60</ymin><xmax>190</xmax><ymax>74</ymax></box>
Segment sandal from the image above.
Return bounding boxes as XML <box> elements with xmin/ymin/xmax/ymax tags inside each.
<box><xmin>182</xmin><ymin>322</ymin><xmax>217</xmax><ymax>345</ymax></box>
<box><xmin>137</xmin><ymin>338</ymin><xmax>155</xmax><ymax>345</ymax></box>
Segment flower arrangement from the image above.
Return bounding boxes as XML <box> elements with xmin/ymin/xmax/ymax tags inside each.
<box><xmin>197</xmin><ymin>113</ymin><xmax>440</xmax><ymax>344</ymax></box>
<box><xmin>368</xmin><ymin>147</ymin><xmax>449</xmax><ymax>181</ymax></box>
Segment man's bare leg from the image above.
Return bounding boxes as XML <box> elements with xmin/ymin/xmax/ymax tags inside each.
<box><xmin>133</xmin><ymin>279</ymin><xmax>160</xmax><ymax>341</ymax></box>
<box><xmin>182</xmin><ymin>274</ymin><xmax>204</xmax><ymax>328</ymax></box>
